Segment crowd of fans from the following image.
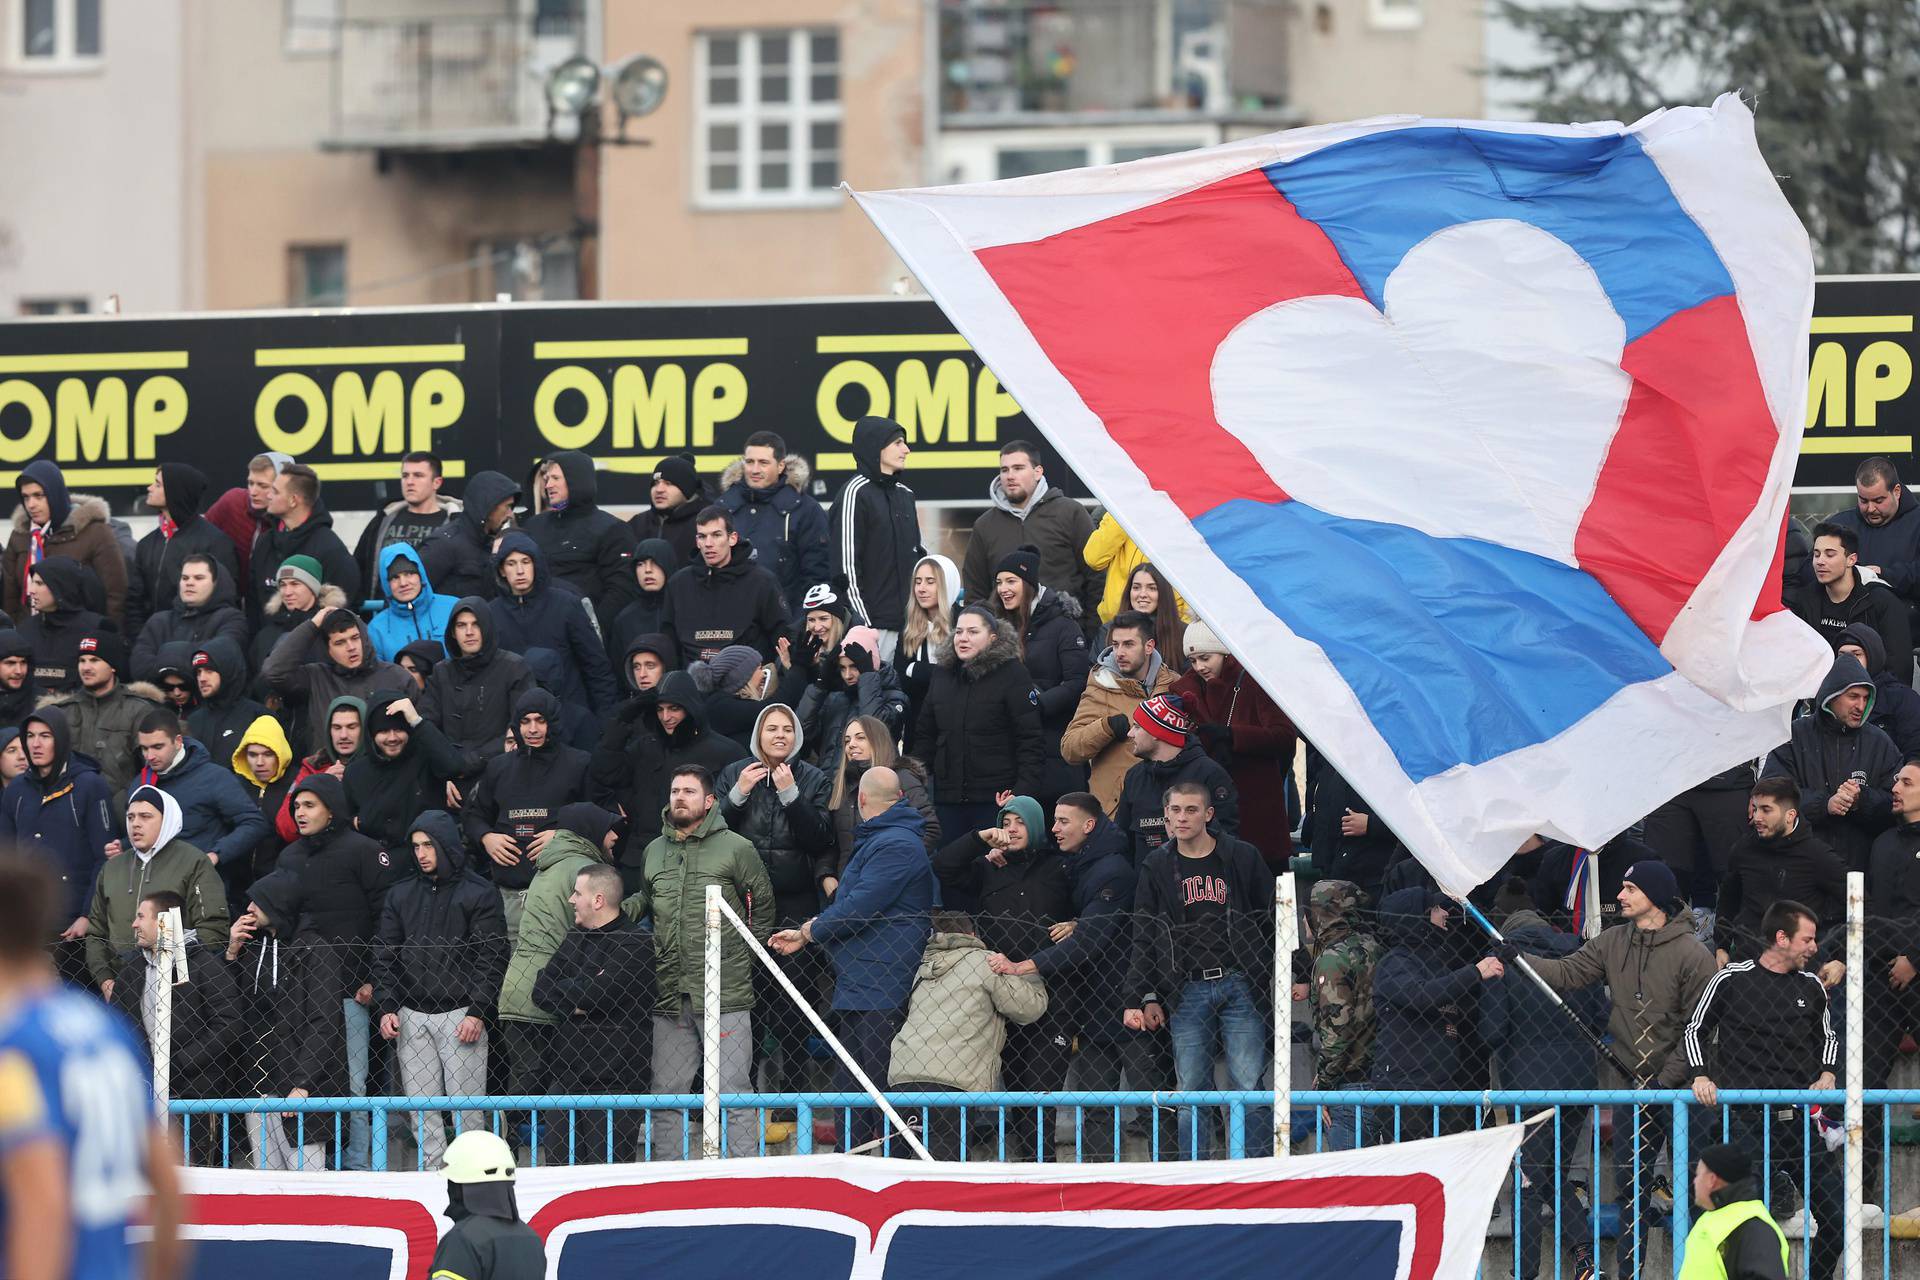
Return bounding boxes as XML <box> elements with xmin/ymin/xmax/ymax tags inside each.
<box><xmin>7</xmin><ymin>431</ymin><xmax>1920</xmax><ymax>1272</ymax></box>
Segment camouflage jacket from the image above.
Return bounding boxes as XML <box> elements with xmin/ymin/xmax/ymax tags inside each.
<box><xmin>1310</xmin><ymin>930</ymin><xmax>1384</xmax><ymax>1087</ymax></box>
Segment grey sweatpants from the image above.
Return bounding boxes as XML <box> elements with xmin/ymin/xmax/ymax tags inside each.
<box><xmin>651</xmin><ymin>996</ymin><xmax>756</xmax><ymax>1159</ymax></box>
<box><xmin>397</xmin><ymin>1005</ymin><xmax>487</xmax><ymax>1170</ymax></box>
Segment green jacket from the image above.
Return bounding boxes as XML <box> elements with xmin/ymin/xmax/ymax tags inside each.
<box><xmin>887</xmin><ymin>932</ymin><xmax>1047</xmax><ymax>1092</ymax></box>
<box><xmin>499</xmin><ymin>830</ymin><xmax>608</xmax><ymax>1025</ymax></box>
<box><xmin>84</xmin><ymin>837</ymin><xmax>229</xmax><ymax>986</ymax></box>
<box><xmin>621</xmin><ymin>804</ymin><xmax>775</xmax><ymax>1016</ymax></box>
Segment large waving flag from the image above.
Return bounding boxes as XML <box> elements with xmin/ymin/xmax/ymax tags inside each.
<box><xmin>853</xmin><ymin>95</ymin><xmax>1829</xmax><ymax>895</ymax></box>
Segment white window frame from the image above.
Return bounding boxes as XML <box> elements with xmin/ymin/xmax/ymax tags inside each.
<box><xmin>7</xmin><ymin>0</ymin><xmax>103</xmax><ymax>72</ymax></box>
<box><xmin>282</xmin><ymin>0</ymin><xmax>340</xmax><ymax>56</ymax></box>
<box><xmin>693</xmin><ymin>27</ymin><xmax>844</xmax><ymax>211</ymax></box>
<box><xmin>1367</xmin><ymin>0</ymin><xmax>1423</xmax><ymax>31</ymax></box>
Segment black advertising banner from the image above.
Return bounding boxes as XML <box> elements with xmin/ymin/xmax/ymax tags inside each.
<box><xmin>1801</xmin><ymin>275</ymin><xmax>1920</xmax><ymax>488</ymax></box>
<box><xmin>0</xmin><ymin>299</ymin><xmax>1051</xmax><ymax>509</ymax></box>
<box><xmin>0</xmin><ymin>282</ymin><xmax>1912</xmax><ymax>506</ymax></box>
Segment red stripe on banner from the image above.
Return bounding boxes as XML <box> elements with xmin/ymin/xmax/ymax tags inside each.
<box><xmin>189</xmin><ymin>1193</ymin><xmax>442</xmax><ymax>1280</ymax></box>
<box><xmin>1574</xmin><ymin>293</ymin><xmax>1777</xmax><ymax>643</ymax></box>
<box><xmin>532</xmin><ymin>1172</ymin><xmax>1449</xmax><ymax>1280</ymax></box>
<box><xmin>976</xmin><ymin>169</ymin><xmax>1366</xmax><ymax>519</ymax></box>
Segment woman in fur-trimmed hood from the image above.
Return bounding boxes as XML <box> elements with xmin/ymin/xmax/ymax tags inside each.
<box><xmin>912</xmin><ymin>605</ymin><xmax>1046</xmax><ymax>831</ymax></box>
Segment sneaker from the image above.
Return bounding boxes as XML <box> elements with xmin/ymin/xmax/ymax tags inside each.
<box><xmin>1648</xmin><ymin>1175</ymin><xmax>1674</xmax><ymax>1216</ymax></box>
<box><xmin>1570</xmin><ymin>1254</ymin><xmax>1599</xmax><ymax>1280</ymax></box>
<box><xmin>1778</xmin><ymin>1209</ymin><xmax>1816</xmax><ymax>1240</ymax></box>
<box><xmin>1860</xmin><ymin>1203</ymin><xmax>1886</xmax><ymax>1230</ymax></box>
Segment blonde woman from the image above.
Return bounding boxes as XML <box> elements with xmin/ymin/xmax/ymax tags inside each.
<box><xmin>894</xmin><ymin>553</ymin><xmax>959</xmax><ymax>754</ymax></box>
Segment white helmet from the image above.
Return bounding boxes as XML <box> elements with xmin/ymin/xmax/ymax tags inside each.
<box><xmin>442</xmin><ymin>1130</ymin><xmax>516</xmax><ymax>1184</ymax></box>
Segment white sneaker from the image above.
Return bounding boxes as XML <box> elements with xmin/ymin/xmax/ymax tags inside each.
<box><xmin>1860</xmin><ymin>1203</ymin><xmax>1886</xmax><ymax>1230</ymax></box>
<box><xmin>1778</xmin><ymin>1209</ymin><xmax>1816</xmax><ymax>1240</ymax></box>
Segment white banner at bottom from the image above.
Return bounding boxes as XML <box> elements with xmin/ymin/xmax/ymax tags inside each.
<box><xmin>179</xmin><ymin>1123</ymin><xmax>1525</xmax><ymax>1280</ymax></box>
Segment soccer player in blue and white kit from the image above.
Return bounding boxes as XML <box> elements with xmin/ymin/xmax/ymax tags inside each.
<box><xmin>0</xmin><ymin>853</ymin><xmax>182</xmax><ymax>1280</ymax></box>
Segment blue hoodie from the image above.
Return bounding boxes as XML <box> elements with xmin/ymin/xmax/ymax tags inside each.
<box><xmin>367</xmin><ymin>542</ymin><xmax>456</xmax><ymax>664</ymax></box>
<box><xmin>809</xmin><ymin>798</ymin><xmax>935</xmax><ymax>1012</ymax></box>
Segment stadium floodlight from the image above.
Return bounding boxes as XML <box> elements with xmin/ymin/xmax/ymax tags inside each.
<box><xmin>545</xmin><ymin>56</ymin><xmax>602</xmax><ymax>116</ymax></box>
<box><xmin>611</xmin><ymin>55</ymin><xmax>668</xmax><ymax>123</ymax></box>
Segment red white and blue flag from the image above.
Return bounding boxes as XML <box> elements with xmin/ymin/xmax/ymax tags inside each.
<box><xmin>176</xmin><ymin>1126</ymin><xmax>1524</xmax><ymax>1280</ymax></box>
<box><xmin>852</xmin><ymin>96</ymin><xmax>1829</xmax><ymax>894</ymax></box>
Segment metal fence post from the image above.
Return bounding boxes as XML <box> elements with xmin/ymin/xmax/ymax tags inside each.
<box><xmin>1274</xmin><ymin>872</ymin><xmax>1297</xmax><ymax>1156</ymax></box>
<box><xmin>704</xmin><ymin>884</ymin><xmax>723</xmax><ymax>1160</ymax></box>
<box><xmin>1845</xmin><ymin>871</ymin><xmax>1864</xmax><ymax>1280</ymax></box>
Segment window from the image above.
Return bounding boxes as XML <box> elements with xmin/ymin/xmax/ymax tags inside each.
<box><xmin>996</xmin><ymin>147</ymin><xmax>1089</xmax><ymax>180</ymax></box>
<box><xmin>1368</xmin><ymin>0</ymin><xmax>1421</xmax><ymax>30</ymax></box>
<box><xmin>282</xmin><ymin>0</ymin><xmax>339</xmax><ymax>55</ymax></box>
<box><xmin>288</xmin><ymin>244</ymin><xmax>347</xmax><ymax>307</ymax></box>
<box><xmin>13</xmin><ymin>0</ymin><xmax>101</xmax><ymax>67</ymax></box>
<box><xmin>17</xmin><ymin>297</ymin><xmax>88</xmax><ymax>316</ymax></box>
<box><xmin>478</xmin><ymin>237</ymin><xmax>579</xmax><ymax>302</ymax></box>
<box><xmin>696</xmin><ymin>28</ymin><xmax>843</xmax><ymax>206</ymax></box>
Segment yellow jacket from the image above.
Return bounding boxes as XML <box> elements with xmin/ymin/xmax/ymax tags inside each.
<box><xmin>1082</xmin><ymin>512</ymin><xmax>1191</xmax><ymax>624</ymax></box>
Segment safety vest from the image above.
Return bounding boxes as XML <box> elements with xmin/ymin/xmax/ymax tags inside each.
<box><xmin>1678</xmin><ymin>1199</ymin><xmax>1789</xmax><ymax>1280</ymax></box>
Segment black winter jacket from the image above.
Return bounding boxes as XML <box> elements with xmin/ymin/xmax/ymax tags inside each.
<box><xmin>716</xmin><ymin>707</ymin><xmax>835</xmax><ymax>920</ymax></box>
<box><xmin>532</xmin><ymin>913</ymin><xmax>656</xmax><ymax>1090</ymax></box>
<box><xmin>660</xmin><ymin>535</ymin><xmax>791</xmax><ymax>664</ymax></box>
<box><xmin>126</xmin><ymin>464</ymin><xmax>242</xmax><ymax>639</ymax></box>
<box><xmin>932</xmin><ymin>831</ymin><xmax>1071</xmax><ymax>960</ymax></box>
<box><xmin>252</xmin><ymin>503</ymin><xmax>361</xmax><ymax>620</ymax></box>
<box><xmin>1026</xmin><ymin>817</ymin><xmax>1137</xmax><ymax>1042</ymax></box>
<box><xmin>343</xmin><ymin>692</ymin><xmax>464</xmax><ymax>855</ymax></box>
<box><xmin>1714</xmin><ymin>820</ymin><xmax>1847</xmax><ymax>958</ymax></box>
<box><xmin>718</xmin><ymin>463</ymin><xmax>831</xmax><ymax>619</ymax></box>
<box><xmin>912</xmin><ymin>617</ymin><xmax>1046</xmax><ymax>804</ymax></box>
<box><xmin>1477</xmin><ymin>908</ymin><xmax>1605</xmax><ymax>1091</ymax></box>
<box><xmin>111</xmin><ymin>937</ymin><xmax>246</xmax><ymax>1099</ymax></box>
<box><xmin>1763</xmin><ymin>654</ymin><xmax>1901</xmax><ymax>870</ymax></box>
<box><xmin>1113</xmin><ymin>741</ymin><xmax>1240</xmax><ymax>868</ymax></box>
<box><xmin>373</xmin><ymin>810</ymin><xmax>508</xmax><ymax>1020</ymax></box>
<box><xmin>1867</xmin><ymin>818</ymin><xmax>1920</xmax><ymax>968</ymax></box>
<box><xmin>628</xmin><ymin>495</ymin><xmax>704</xmax><ymax>576</ymax></box>
<box><xmin>486</xmin><ymin>532</ymin><xmax>617</xmax><ymax>736</ymax></box>
<box><xmin>418</xmin><ymin>597</ymin><xmax>535</xmax><ymax>779</ymax></box>
<box><xmin>827</xmin><ymin>417</ymin><xmax>923</xmax><ymax>631</ymax></box>
<box><xmin>1011</xmin><ymin>588</ymin><xmax>1091</xmax><ymax>800</ymax></box>
<box><xmin>523</xmin><ymin>450</ymin><xmax>638</xmax><ymax>630</ymax></box>
<box><xmin>1788</xmin><ymin>568</ymin><xmax>1914</xmax><ymax>684</ymax></box>
<box><xmin>184</xmin><ymin>636</ymin><xmax>267</xmax><ymax>769</ymax></box>
<box><xmin>18</xmin><ymin>557</ymin><xmax>108</xmax><ymax>692</ymax></box>
<box><xmin>280</xmin><ymin>773</ymin><xmax>402</xmax><ymax>987</ymax></box>
<box><xmin>1370</xmin><ymin>889</ymin><xmax>1489</xmax><ymax>1091</ymax></box>
<box><xmin>130</xmin><ymin>562</ymin><xmax>250</xmax><ymax>684</ymax></box>
<box><xmin>1828</xmin><ymin>491</ymin><xmax>1920</xmax><ymax>603</ymax></box>
<box><xmin>1124</xmin><ymin>833</ymin><xmax>1274</xmax><ymax>1014</ymax></box>
<box><xmin>418</xmin><ymin>470</ymin><xmax>520</xmax><ymax>602</ymax></box>
<box><xmin>1307</xmin><ymin>763</ymin><xmax>1397</xmax><ymax>899</ymax></box>
<box><xmin>590</xmin><ymin>668</ymin><xmax>744</xmax><ymax>861</ymax></box>
<box><xmin>796</xmin><ymin>657</ymin><xmax>909</xmax><ymax>777</ymax></box>
<box><xmin>461</xmin><ymin>688</ymin><xmax>590</xmax><ymax>891</ymax></box>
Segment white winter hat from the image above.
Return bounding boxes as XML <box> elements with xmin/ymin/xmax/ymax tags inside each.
<box><xmin>1183</xmin><ymin>621</ymin><xmax>1227</xmax><ymax>658</ymax></box>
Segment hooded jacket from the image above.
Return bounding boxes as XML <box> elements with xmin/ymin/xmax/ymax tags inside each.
<box><xmin>17</xmin><ymin>556</ymin><xmax>110</xmax><ymax>692</ymax></box>
<box><xmin>251</xmin><ymin>499</ymin><xmax>361</xmax><ymax>621</ymax></box>
<box><xmin>1762</xmin><ymin>653</ymin><xmax>1901</xmax><ymax>870</ymax></box>
<box><xmin>276</xmin><ymin>693</ymin><xmax>365</xmax><ymax>844</ymax></box>
<box><xmin>827</xmin><ymin>417</ymin><xmax>923</xmax><ymax>631</ymax></box>
<box><xmin>487</xmin><ymin>531</ymin><xmax>618</xmax><ymax>732</ymax></box>
<box><xmin>1124</xmin><ymin>832</ymin><xmax>1274</xmax><ymax>1015</ymax></box>
<box><xmin>590</xmin><ymin>665</ymin><xmax>745</xmax><ymax>860</ymax></box>
<box><xmin>367</xmin><ymin>542</ymin><xmax>458</xmax><ymax>665</ymax></box>
<box><xmin>231</xmin><ymin>713</ymin><xmax>296</xmax><ymax>879</ymax></box>
<box><xmin>343</xmin><ymin>690</ymin><xmax>464</xmax><ymax>855</ymax></box>
<box><xmin>418</xmin><ymin>596</ymin><xmax>536</xmax><ymax>777</ymax></box>
<box><xmin>1024</xmin><ymin>815</ymin><xmax>1136</xmax><ymax>1042</ymax></box>
<box><xmin>606</xmin><ymin>537</ymin><xmax>673</xmax><ymax>662</ymax></box>
<box><xmin>1827</xmin><ymin>490</ymin><xmax>1920</xmax><ymax>605</ymax></box>
<box><xmin>184</xmin><ymin>636</ymin><xmax>268</xmax><ymax>770</ymax></box>
<box><xmin>628</xmin><ymin>479</ymin><xmax>705</xmax><ymax>576</ymax></box>
<box><xmin>887</xmin><ymin>931</ymin><xmax>1048</xmax><ymax>1093</ymax></box>
<box><xmin>795</xmin><ymin>641</ymin><xmax>910</xmax><ymax>777</ymax></box>
<box><xmin>248</xmin><ymin>580</ymin><xmax>351</xmax><ymax>691</ymax></box>
<box><xmin>912</xmin><ymin>615</ymin><xmax>1046</xmax><ymax>804</ymax></box>
<box><xmin>0</xmin><ymin>704</ymin><xmax>113</xmax><ymax>922</ymax></box>
<box><xmin>619</xmin><ymin>801</ymin><xmax>773</xmax><ymax>1015</ymax></box>
<box><xmin>418</xmin><ymin>471</ymin><xmax>517</xmax><ymax>602</ymax></box>
<box><xmin>461</xmin><ymin>688</ymin><xmax>590</xmax><ymax>892</ymax></box>
<box><xmin>1477</xmin><ymin>906</ymin><xmax>1607</xmax><ymax>1091</ymax></box>
<box><xmin>1171</xmin><ymin>653</ymin><xmax>1297</xmax><ymax>864</ymax></box>
<box><xmin>1061</xmin><ymin>643</ymin><xmax>1179</xmax><ymax>814</ymax></box>
<box><xmin>1714</xmin><ymin>818</ymin><xmax>1846</xmax><ymax>959</ymax></box>
<box><xmin>500</xmin><ymin>828</ymin><xmax>614</xmax><ymax>1025</ymax></box>
<box><xmin>1839</xmin><ymin>621</ymin><xmax>1920</xmax><ymax>756</ymax></box>
<box><xmin>136</xmin><ymin>734</ymin><xmax>269</xmax><ymax>867</ymax></box>
<box><xmin>83</xmin><ymin>786</ymin><xmax>228</xmax><ymax>985</ymax></box>
<box><xmin>1867</xmin><ymin>816</ymin><xmax>1920</xmax><ymax>969</ymax></box>
<box><xmin>351</xmin><ymin>493</ymin><xmax>463</xmax><ymax>602</ymax></box>
<box><xmin>523</xmin><ymin>450</ymin><xmax>638</xmax><ymax>630</ymax></box>
<box><xmin>1522</xmin><ymin>907</ymin><xmax>1719</xmax><ymax>1086</ymax></box>
<box><xmin>111</xmin><ymin>935</ymin><xmax>244</xmax><ymax>1100</ymax></box>
<box><xmin>1083</xmin><ymin>511</ymin><xmax>1190</xmax><ymax>626</ymax></box>
<box><xmin>261</xmin><ymin>607</ymin><xmax>410</xmax><ymax>755</ymax></box>
<box><xmin>4</xmin><ymin>462</ymin><xmax>126</xmax><ymax>627</ymax></box>
<box><xmin>204</xmin><ymin>476</ymin><xmax>282</xmax><ymax>589</ymax></box>
<box><xmin>715</xmin><ymin>703</ymin><xmax>835</xmax><ymax>921</ymax></box>
<box><xmin>660</xmin><ymin>533</ymin><xmax>791</xmax><ymax>665</ymax></box>
<box><xmin>129</xmin><ymin>559</ymin><xmax>250</xmax><ymax>683</ymax></box>
<box><xmin>1113</xmin><ymin>739</ymin><xmax>1241</xmax><ymax>868</ymax></box>
<box><xmin>1787</xmin><ymin>564</ymin><xmax>1913</xmax><ymax>684</ymax></box>
<box><xmin>717</xmin><ymin>454</ymin><xmax>832</xmax><ymax>618</ymax></box>
<box><xmin>41</xmin><ymin>672</ymin><xmax>164</xmax><ymax>803</ymax></box>
<box><xmin>373</xmin><ymin>810</ymin><xmax>508</xmax><ymax>1021</ymax></box>
<box><xmin>279</xmin><ymin>772</ymin><xmax>401</xmax><ymax>988</ymax></box>
<box><xmin>126</xmin><ymin>463</ymin><xmax>242</xmax><ymax>638</ymax></box>
<box><xmin>0</xmin><ymin>630</ymin><xmax>37</xmax><ymax>727</ymax></box>
<box><xmin>1008</xmin><ymin>588</ymin><xmax>1091</xmax><ymax>800</ymax></box>
<box><xmin>807</xmin><ymin>797</ymin><xmax>936</xmax><ymax>1012</ymax></box>
<box><xmin>933</xmin><ymin>825</ymin><xmax>1071</xmax><ymax>961</ymax></box>
<box><xmin>1369</xmin><ymin>890</ymin><xmax>1489</xmax><ymax>1090</ymax></box>
<box><xmin>964</xmin><ymin>478</ymin><xmax>1099</xmax><ymax>623</ymax></box>
<box><xmin>230</xmin><ymin>864</ymin><xmax>347</xmax><ymax>1103</ymax></box>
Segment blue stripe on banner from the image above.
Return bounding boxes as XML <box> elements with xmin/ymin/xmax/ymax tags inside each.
<box><xmin>188</xmin><ymin>1240</ymin><xmax>396</xmax><ymax>1280</ymax></box>
<box><xmin>1193</xmin><ymin>499</ymin><xmax>1672</xmax><ymax>781</ymax></box>
<box><xmin>1264</xmin><ymin>128</ymin><xmax>1735</xmax><ymax>344</ymax></box>
<box><xmin>881</xmin><ymin>1221</ymin><xmax>1406</xmax><ymax>1280</ymax></box>
<box><xmin>557</xmin><ymin>1224</ymin><xmax>858</xmax><ymax>1280</ymax></box>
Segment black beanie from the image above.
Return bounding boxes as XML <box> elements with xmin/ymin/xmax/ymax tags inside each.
<box><xmin>994</xmin><ymin>544</ymin><xmax>1041</xmax><ymax>593</ymax></box>
<box><xmin>75</xmin><ymin>629</ymin><xmax>126</xmax><ymax>674</ymax></box>
<box><xmin>1698</xmin><ymin>1143</ymin><xmax>1751</xmax><ymax>1184</ymax></box>
<box><xmin>652</xmin><ymin>455</ymin><xmax>700</xmax><ymax>503</ymax></box>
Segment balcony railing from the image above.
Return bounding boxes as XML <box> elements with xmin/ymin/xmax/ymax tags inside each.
<box><xmin>327</xmin><ymin>15</ymin><xmax>587</xmax><ymax>149</ymax></box>
<box><xmin>938</xmin><ymin>0</ymin><xmax>1290</xmax><ymax>124</ymax></box>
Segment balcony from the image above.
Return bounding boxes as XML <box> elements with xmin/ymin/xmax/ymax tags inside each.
<box><xmin>938</xmin><ymin>0</ymin><xmax>1291</xmax><ymax>127</ymax></box>
<box><xmin>326</xmin><ymin>14</ymin><xmax>588</xmax><ymax>151</ymax></box>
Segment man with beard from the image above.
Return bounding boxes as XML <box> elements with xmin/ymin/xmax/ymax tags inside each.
<box><xmin>42</xmin><ymin>629</ymin><xmax>161</xmax><ymax>800</ymax></box>
<box><xmin>461</xmin><ymin>689</ymin><xmax>590</xmax><ymax>944</ymax></box>
<box><xmin>0</xmin><ymin>630</ymin><xmax>34</xmax><ymax>725</ymax></box>
<box><xmin>262</xmin><ymin>605</ymin><xmax>409</xmax><ymax>755</ymax></box>
<box><xmin>628</xmin><ymin>454</ymin><xmax>705</xmax><ymax>574</ymax></box>
<box><xmin>1763</xmin><ymin>653</ymin><xmax>1901</xmax><ymax>871</ymax></box>
<box><xmin>186</xmin><ymin>637</ymin><xmax>268</xmax><ymax>769</ymax></box>
<box><xmin>1062</xmin><ymin>611</ymin><xmax>1177</xmax><ymax>815</ymax></box>
<box><xmin>418</xmin><ymin>470</ymin><xmax>520</xmax><ymax>602</ymax></box>
<box><xmin>1715</xmin><ymin>776</ymin><xmax>1847</xmax><ymax>965</ymax></box>
<box><xmin>418</xmin><ymin>598</ymin><xmax>535</xmax><ymax>796</ymax></box>
<box><xmin>1827</xmin><ymin>455</ymin><xmax>1920</xmax><ymax>637</ymax></box>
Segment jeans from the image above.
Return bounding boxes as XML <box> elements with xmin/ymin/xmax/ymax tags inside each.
<box><xmin>1069</xmin><ymin>1032</ymin><xmax>1157</xmax><ymax>1160</ymax></box>
<box><xmin>341</xmin><ymin>997</ymin><xmax>371</xmax><ymax>1170</ymax></box>
<box><xmin>1168</xmin><ymin>973</ymin><xmax>1271</xmax><ymax>1159</ymax></box>
<box><xmin>833</xmin><ymin>1007</ymin><xmax>906</xmax><ymax>1153</ymax></box>
<box><xmin>1318</xmin><ymin>1082</ymin><xmax>1378</xmax><ymax>1152</ymax></box>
